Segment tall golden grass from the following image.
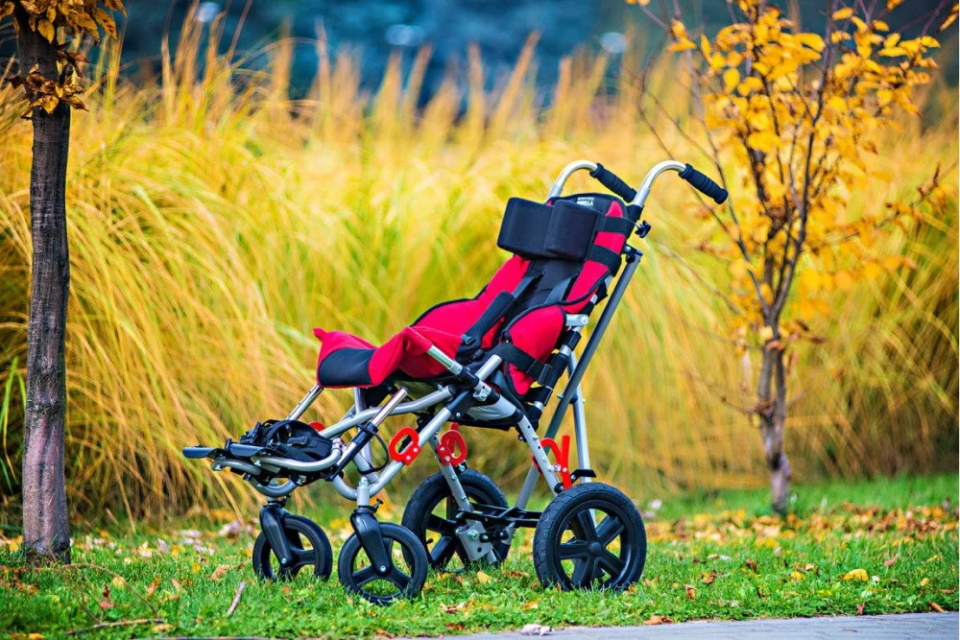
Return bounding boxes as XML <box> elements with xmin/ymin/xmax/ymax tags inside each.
<box><xmin>0</xmin><ymin>20</ymin><xmax>956</xmax><ymax>523</ymax></box>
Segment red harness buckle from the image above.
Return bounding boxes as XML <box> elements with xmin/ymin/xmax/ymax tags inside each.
<box><xmin>436</xmin><ymin>429</ymin><xmax>468</xmax><ymax>466</ymax></box>
<box><xmin>534</xmin><ymin>434</ymin><xmax>574</xmax><ymax>490</ymax></box>
<box><xmin>388</xmin><ymin>427</ymin><xmax>422</xmax><ymax>465</ymax></box>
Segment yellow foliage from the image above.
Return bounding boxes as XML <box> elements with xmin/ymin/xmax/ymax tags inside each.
<box><xmin>663</xmin><ymin>0</ymin><xmax>948</xmax><ymax>355</ymax></box>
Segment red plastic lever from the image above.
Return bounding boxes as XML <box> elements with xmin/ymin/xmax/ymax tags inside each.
<box><xmin>388</xmin><ymin>427</ymin><xmax>422</xmax><ymax>465</ymax></box>
<box><xmin>436</xmin><ymin>429</ymin><xmax>468</xmax><ymax>466</ymax></box>
<box><xmin>535</xmin><ymin>435</ymin><xmax>573</xmax><ymax>490</ymax></box>
<box><xmin>309</xmin><ymin>421</ymin><xmax>325</xmax><ymax>431</ymax></box>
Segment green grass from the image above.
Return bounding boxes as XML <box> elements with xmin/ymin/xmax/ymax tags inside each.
<box><xmin>1</xmin><ymin>473</ymin><xmax>957</xmax><ymax>639</ymax></box>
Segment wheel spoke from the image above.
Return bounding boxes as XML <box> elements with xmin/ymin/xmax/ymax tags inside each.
<box><xmin>558</xmin><ymin>540</ymin><xmax>591</xmax><ymax>560</ymax></box>
<box><xmin>426</xmin><ymin>514</ymin><xmax>457</xmax><ymax>535</ymax></box>
<box><xmin>598</xmin><ymin>549</ymin><xmax>625</xmax><ymax>577</ymax></box>
<box><xmin>291</xmin><ymin>548</ymin><xmax>315</xmax><ymax>568</ymax></box>
<box><xmin>430</xmin><ymin>535</ymin><xmax>458</xmax><ymax>567</ymax></box>
<box><xmin>387</xmin><ymin>566</ymin><xmax>411</xmax><ymax>590</ymax></box>
<box><xmin>570</xmin><ymin>510</ymin><xmax>599</xmax><ymax>542</ymax></box>
<box><xmin>596</xmin><ymin>516</ymin><xmax>625</xmax><ymax>546</ymax></box>
<box><xmin>354</xmin><ymin>566</ymin><xmax>377</xmax><ymax>587</ymax></box>
<box><xmin>570</xmin><ymin>556</ymin><xmax>600</xmax><ymax>587</ymax></box>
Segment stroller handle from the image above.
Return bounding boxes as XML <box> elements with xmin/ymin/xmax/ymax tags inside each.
<box><xmin>547</xmin><ymin>160</ymin><xmax>728</xmax><ymax>208</ymax></box>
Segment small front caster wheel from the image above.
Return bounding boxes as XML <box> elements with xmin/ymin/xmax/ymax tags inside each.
<box><xmin>252</xmin><ymin>514</ymin><xmax>333</xmax><ymax>581</ymax></box>
<box><xmin>533</xmin><ymin>482</ymin><xmax>646</xmax><ymax>591</ymax></box>
<box><xmin>338</xmin><ymin>523</ymin><xmax>428</xmax><ymax>605</ymax></box>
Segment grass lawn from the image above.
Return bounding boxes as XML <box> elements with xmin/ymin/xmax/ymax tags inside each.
<box><xmin>1</xmin><ymin>473</ymin><xmax>957</xmax><ymax>639</ymax></box>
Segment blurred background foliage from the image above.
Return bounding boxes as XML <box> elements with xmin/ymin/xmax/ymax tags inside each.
<box><xmin>0</xmin><ymin>0</ymin><xmax>956</xmax><ymax>525</ymax></box>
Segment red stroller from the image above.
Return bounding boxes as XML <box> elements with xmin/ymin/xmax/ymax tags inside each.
<box><xmin>185</xmin><ymin>159</ymin><xmax>728</xmax><ymax>604</ymax></box>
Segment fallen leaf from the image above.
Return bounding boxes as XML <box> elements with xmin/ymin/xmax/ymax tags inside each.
<box><xmin>475</xmin><ymin>570</ymin><xmax>493</xmax><ymax>584</ymax></box>
<box><xmin>644</xmin><ymin>614</ymin><xmax>672</xmax><ymax>626</ymax></box>
<box><xmin>151</xmin><ymin>624</ymin><xmax>173</xmax><ymax>633</ymax></box>
<box><xmin>920</xmin><ymin>577</ymin><xmax>930</xmax><ymax>587</ymax></box>
<box><xmin>930</xmin><ymin>602</ymin><xmax>945</xmax><ymax>613</ymax></box>
<box><xmin>523</xmin><ymin>600</ymin><xmax>540</xmax><ymax>610</ymax></box>
<box><xmin>145</xmin><ymin>577</ymin><xmax>161</xmax><ymax>597</ymax></box>
<box><xmin>209</xmin><ymin>564</ymin><xmax>232</xmax><ymax>581</ymax></box>
<box><xmin>445</xmin><ymin>623</ymin><xmax>466</xmax><ymax>632</ymax></box>
<box><xmin>745</xmin><ymin>559</ymin><xmax>758</xmax><ymax>573</ymax></box>
<box><xmin>856</xmin><ymin>603</ymin><xmax>865</xmax><ymax>615</ymax></box>
<box><xmin>790</xmin><ymin>570</ymin><xmax>805</xmax><ymax>582</ymax></box>
<box><xmin>843</xmin><ymin>568</ymin><xmax>869</xmax><ymax>582</ymax></box>
<box><xmin>110</xmin><ymin>576</ymin><xmax>127</xmax><ymax>589</ymax></box>
<box><xmin>171</xmin><ymin>578</ymin><xmax>182</xmax><ymax>592</ymax></box>
<box><xmin>702</xmin><ymin>570</ymin><xmax>717</xmax><ymax>585</ymax></box>
<box><xmin>883</xmin><ymin>555</ymin><xmax>899</xmax><ymax>567</ymax></box>
<box><xmin>685</xmin><ymin>584</ymin><xmax>696</xmax><ymax>599</ymax></box>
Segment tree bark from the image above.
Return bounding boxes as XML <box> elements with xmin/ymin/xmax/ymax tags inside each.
<box><xmin>17</xmin><ymin>13</ymin><xmax>73</xmax><ymax>563</ymax></box>
<box><xmin>757</xmin><ymin>346</ymin><xmax>792</xmax><ymax>514</ymax></box>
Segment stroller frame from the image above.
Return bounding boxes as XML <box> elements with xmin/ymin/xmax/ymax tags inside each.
<box><xmin>186</xmin><ymin>159</ymin><xmax>728</xmax><ymax>601</ymax></box>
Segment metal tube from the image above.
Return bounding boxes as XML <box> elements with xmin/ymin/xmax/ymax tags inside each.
<box><xmin>255</xmin><ymin>448</ymin><xmax>342</xmax><ymax>473</ymax></box>
<box><xmin>517</xmin><ymin>415</ymin><xmax>562</xmax><ymax>493</ymax></box>
<box><xmin>631</xmin><ymin>160</ymin><xmax>686</xmax><ymax>208</ymax></box>
<box><xmin>546</xmin><ymin>254</ymin><xmax>641</xmax><ymax>438</ymax></box>
<box><xmin>371</xmin><ymin>388</ymin><xmax>409</xmax><ymax>425</ymax></box>
<box><xmin>474</xmin><ymin>355</ymin><xmax>503</xmax><ymax>379</ymax></box>
<box><xmin>547</xmin><ymin>160</ymin><xmax>599</xmax><ymax>199</ymax></box>
<box><xmin>568</xmin><ymin>353</ymin><xmax>591</xmax><ymax>481</ymax></box>
<box><xmin>286</xmin><ymin>385</ymin><xmax>323</xmax><ymax>421</ymax></box>
<box><xmin>251</xmin><ymin>479</ymin><xmax>298</xmax><ymax>498</ymax></box>
<box><xmin>319</xmin><ymin>388</ymin><xmax>453</xmax><ymax>438</ymax></box>
<box><xmin>213</xmin><ymin>457</ymin><xmax>263</xmax><ymax>477</ymax></box>
<box><xmin>515</xmin><ymin>466</ymin><xmax>540</xmax><ymax>510</ymax></box>
<box><xmin>426</xmin><ymin>345</ymin><xmax>463</xmax><ymax>375</ymax></box>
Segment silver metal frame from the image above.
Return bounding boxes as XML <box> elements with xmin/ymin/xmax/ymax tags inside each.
<box><xmin>208</xmin><ymin>159</ymin><xmax>686</xmax><ymax>540</ymax></box>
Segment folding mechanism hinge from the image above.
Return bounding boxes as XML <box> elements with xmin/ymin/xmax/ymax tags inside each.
<box><xmin>636</xmin><ymin>220</ymin><xmax>652</xmax><ymax>238</ymax></box>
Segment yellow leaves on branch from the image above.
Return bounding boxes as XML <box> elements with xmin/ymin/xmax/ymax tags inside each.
<box><xmin>1</xmin><ymin>0</ymin><xmax>126</xmax><ymax>114</ymax></box>
<box><xmin>662</xmin><ymin>0</ymin><xmax>948</xmax><ymax>331</ymax></box>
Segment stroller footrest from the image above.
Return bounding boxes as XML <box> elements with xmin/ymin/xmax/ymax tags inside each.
<box><xmin>183</xmin><ymin>446</ymin><xmax>218</xmax><ymax>459</ymax></box>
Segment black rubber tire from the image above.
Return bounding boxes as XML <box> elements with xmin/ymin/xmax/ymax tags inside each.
<box><xmin>401</xmin><ymin>469</ymin><xmax>510</xmax><ymax>570</ymax></box>
<box><xmin>338</xmin><ymin>522</ymin><xmax>429</xmax><ymax>605</ymax></box>
<box><xmin>533</xmin><ymin>482</ymin><xmax>646</xmax><ymax>591</ymax></box>
<box><xmin>252</xmin><ymin>514</ymin><xmax>333</xmax><ymax>581</ymax></box>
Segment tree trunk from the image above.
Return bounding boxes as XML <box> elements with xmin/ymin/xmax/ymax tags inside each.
<box><xmin>17</xmin><ymin>14</ymin><xmax>73</xmax><ymax>563</ymax></box>
<box><xmin>757</xmin><ymin>346</ymin><xmax>792</xmax><ymax>514</ymax></box>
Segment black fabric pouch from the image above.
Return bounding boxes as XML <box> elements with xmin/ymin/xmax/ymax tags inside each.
<box><xmin>497</xmin><ymin>197</ymin><xmax>553</xmax><ymax>259</ymax></box>
<box><xmin>544</xmin><ymin>200</ymin><xmax>600</xmax><ymax>260</ymax></box>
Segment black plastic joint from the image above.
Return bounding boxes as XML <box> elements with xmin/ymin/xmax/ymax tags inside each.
<box><xmin>350</xmin><ymin>507</ymin><xmax>391</xmax><ymax>575</ymax></box>
<box><xmin>259</xmin><ymin>503</ymin><xmax>293</xmax><ymax>567</ymax></box>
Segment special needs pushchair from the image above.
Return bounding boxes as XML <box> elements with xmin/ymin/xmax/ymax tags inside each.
<box><xmin>184</xmin><ymin>159</ymin><xmax>728</xmax><ymax>604</ymax></box>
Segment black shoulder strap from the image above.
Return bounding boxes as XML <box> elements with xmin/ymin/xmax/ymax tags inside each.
<box><xmin>458</xmin><ymin>271</ymin><xmax>541</xmax><ymax>358</ymax></box>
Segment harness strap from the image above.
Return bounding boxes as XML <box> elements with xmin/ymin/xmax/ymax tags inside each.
<box><xmin>597</xmin><ymin>215</ymin><xmax>636</xmax><ymax>236</ymax></box>
<box><xmin>586</xmin><ymin>245</ymin><xmax>623</xmax><ymax>275</ymax></box>
<box><xmin>491</xmin><ymin>343</ymin><xmax>554</xmax><ymax>386</ymax></box>
<box><xmin>458</xmin><ymin>272</ymin><xmax>540</xmax><ymax>358</ymax></box>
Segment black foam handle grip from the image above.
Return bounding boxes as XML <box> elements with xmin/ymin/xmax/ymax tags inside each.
<box><xmin>589</xmin><ymin>163</ymin><xmax>637</xmax><ymax>202</ymax></box>
<box><xmin>679</xmin><ymin>164</ymin><xmax>728</xmax><ymax>204</ymax></box>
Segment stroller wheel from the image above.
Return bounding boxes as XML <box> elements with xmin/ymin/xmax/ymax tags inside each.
<box><xmin>252</xmin><ymin>514</ymin><xmax>333</xmax><ymax>582</ymax></box>
<box><xmin>533</xmin><ymin>482</ymin><xmax>646</xmax><ymax>591</ymax></box>
<box><xmin>401</xmin><ymin>469</ymin><xmax>510</xmax><ymax>571</ymax></box>
<box><xmin>338</xmin><ymin>522</ymin><xmax>428</xmax><ymax>605</ymax></box>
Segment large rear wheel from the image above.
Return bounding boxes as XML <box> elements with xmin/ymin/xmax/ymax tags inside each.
<box><xmin>401</xmin><ymin>469</ymin><xmax>510</xmax><ymax>570</ymax></box>
<box><xmin>533</xmin><ymin>482</ymin><xmax>646</xmax><ymax>591</ymax></box>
